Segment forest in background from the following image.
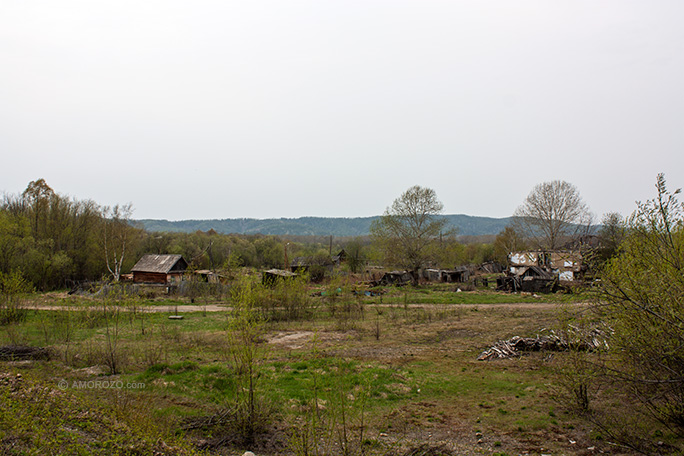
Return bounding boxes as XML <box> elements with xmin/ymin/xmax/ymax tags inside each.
<box><xmin>137</xmin><ymin>213</ymin><xmax>513</xmax><ymax>237</ymax></box>
<box><xmin>0</xmin><ymin>179</ymin><xmax>502</xmax><ymax>291</ymax></box>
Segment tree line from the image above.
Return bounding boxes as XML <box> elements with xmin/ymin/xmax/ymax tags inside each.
<box><xmin>0</xmin><ymin>177</ymin><xmax>626</xmax><ymax>293</ymax></box>
<box><xmin>0</xmin><ymin>179</ymin><xmax>302</xmax><ymax>289</ymax></box>
<box><xmin>0</xmin><ymin>179</ymin><xmax>502</xmax><ymax>291</ymax></box>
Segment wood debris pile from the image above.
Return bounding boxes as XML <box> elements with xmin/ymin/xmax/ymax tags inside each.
<box><xmin>477</xmin><ymin>327</ymin><xmax>610</xmax><ymax>361</ymax></box>
<box><xmin>0</xmin><ymin>345</ymin><xmax>51</xmax><ymax>361</ymax></box>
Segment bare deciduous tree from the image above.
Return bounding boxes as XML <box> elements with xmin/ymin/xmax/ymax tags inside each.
<box><xmin>513</xmin><ymin>180</ymin><xmax>593</xmax><ymax>250</ymax></box>
<box><xmin>370</xmin><ymin>185</ymin><xmax>451</xmax><ymax>278</ymax></box>
<box><xmin>493</xmin><ymin>226</ymin><xmax>527</xmax><ymax>264</ymax></box>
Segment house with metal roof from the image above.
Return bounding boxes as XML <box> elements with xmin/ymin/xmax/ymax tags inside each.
<box><xmin>131</xmin><ymin>254</ymin><xmax>188</xmax><ymax>284</ymax></box>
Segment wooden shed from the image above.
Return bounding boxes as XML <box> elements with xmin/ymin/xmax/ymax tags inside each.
<box><xmin>131</xmin><ymin>254</ymin><xmax>188</xmax><ymax>284</ymax></box>
<box><xmin>263</xmin><ymin>269</ymin><xmax>298</xmax><ymax>287</ymax></box>
<box><xmin>422</xmin><ymin>266</ymin><xmax>469</xmax><ymax>283</ymax></box>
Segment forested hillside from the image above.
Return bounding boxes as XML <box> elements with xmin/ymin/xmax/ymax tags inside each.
<box><xmin>138</xmin><ymin>214</ymin><xmax>513</xmax><ymax>237</ymax></box>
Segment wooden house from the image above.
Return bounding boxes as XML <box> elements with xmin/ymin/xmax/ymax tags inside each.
<box><xmin>131</xmin><ymin>254</ymin><xmax>188</xmax><ymax>284</ymax></box>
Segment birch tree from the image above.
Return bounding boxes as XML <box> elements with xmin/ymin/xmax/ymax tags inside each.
<box><xmin>102</xmin><ymin>204</ymin><xmax>134</xmax><ymax>282</ymax></box>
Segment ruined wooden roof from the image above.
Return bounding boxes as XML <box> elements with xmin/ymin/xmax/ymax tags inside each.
<box><xmin>291</xmin><ymin>256</ymin><xmax>334</xmax><ymax>267</ymax></box>
<box><xmin>516</xmin><ymin>265</ymin><xmax>553</xmax><ymax>279</ymax></box>
<box><xmin>263</xmin><ymin>269</ymin><xmax>298</xmax><ymax>278</ymax></box>
<box><xmin>131</xmin><ymin>254</ymin><xmax>187</xmax><ymax>274</ymax></box>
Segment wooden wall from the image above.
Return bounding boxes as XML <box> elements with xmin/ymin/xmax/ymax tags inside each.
<box><xmin>133</xmin><ymin>272</ymin><xmax>167</xmax><ymax>284</ymax></box>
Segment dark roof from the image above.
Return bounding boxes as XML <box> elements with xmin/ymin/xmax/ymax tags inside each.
<box><xmin>290</xmin><ymin>257</ymin><xmax>309</xmax><ymax>268</ymax></box>
<box><xmin>516</xmin><ymin>265</ymin><xmax>552</xmax><ymax>279</ymax></box>
<box><xmin>291</xmin><ymin>256</ymin><xmax>334</xmax><ymax>267</ymax></box>
<box><xmin>131</xmin><ymin>254</ymin><xmax>187</xmax><ymax>274</ymax></box>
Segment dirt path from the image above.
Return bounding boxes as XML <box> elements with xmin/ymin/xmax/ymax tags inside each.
<box><xmin>26</xmin><ymin>301</ymin><xmax>588</xmax><ymax>313</ymax></box>
<box><xmin>26</xmin><ymin>303</ymin><xmax>231</xmax><ymax>313</ymax></box>
<box><xmin>379</xmin><ymin>301</ymin><xmax>588</xmax><ymax>310</ymax></box>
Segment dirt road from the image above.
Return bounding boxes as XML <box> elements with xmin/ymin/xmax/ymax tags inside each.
<box><xmin>26</xmin><ymin>301</ymin><xmax>587</xmax><ymax>313</ymax></box>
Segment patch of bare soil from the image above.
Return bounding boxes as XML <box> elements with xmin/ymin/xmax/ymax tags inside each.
<box><xmin>266</xmin><ymin>330</ymin><xmax>357</xmax><ymax>351</ymax></box>
<box><xmin>330</xmin><ymin>345</ymin><xmax>425</xmax><ymax>360</ymax></box>
<box><xmin>266</xmin><ymin>331</ymin><xmax>316</xmax><ymax>349</ymax></box>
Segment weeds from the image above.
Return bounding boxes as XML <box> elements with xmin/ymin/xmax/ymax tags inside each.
<box><xmin>226</xmin><ymin>275</ymin><xmax>274</xmax><ymax>444</ymax></box>
<box><xmin>0</xmin><ymin>370</ymin><xmax>201</xmax><ymax>455</ymax></box>
<box><xmin>326</xmin><ymin>277</ymin><xmax>364</xmax><ymax>330</ymax></box>
<box><xmin>288</xmin><ymin>359</ymin><xmax>373</xmax><ymax>456</ymax></box>
<box><xmin>550</xmin><ymin>305</ymin><xmax>606</xmax><ymax>415</ymax></box>
<box><xmin>255</xmin><ymin>274</ymin><xmax>314</xmax><ymax>322</ymax></box>
<box><xmin>4</xmin><ymin>284</ymin><xmax>682</xmax><ymax>454</ymax></box>
<box><xmin>0</xmin><ymin>271</ymin><xmax>32</xmax><ymax>325</ymax></box>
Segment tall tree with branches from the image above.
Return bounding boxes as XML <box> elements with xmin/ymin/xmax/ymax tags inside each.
<box><xmin>370</xmin><ymin>185</ymin><xmax>450</xmax><ymax>279</ymax></box>
<box><xmin>513</xmin><ymin>180</ymin><xmax>593</xmax><ymax>250</ymax></box>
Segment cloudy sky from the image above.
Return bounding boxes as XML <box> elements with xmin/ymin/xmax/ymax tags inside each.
<box><xmin>2</xmin><ymin>1</ymin><xmax>683</xmax><ymax>221</ymax></box>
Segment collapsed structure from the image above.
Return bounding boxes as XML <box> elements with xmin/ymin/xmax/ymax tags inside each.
<box><xmin>497</xmin><ymin>250</ymin><xmax>584</xmax><ymax>293</ymax></box>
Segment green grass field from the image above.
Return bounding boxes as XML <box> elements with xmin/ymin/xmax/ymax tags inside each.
<box><xmin>0</xmin><ymin>285</ymin><xmax>674</xmax><ymax>455</ymax></box>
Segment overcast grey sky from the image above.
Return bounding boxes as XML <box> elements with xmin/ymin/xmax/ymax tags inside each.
<box><xmin>2</xmin><ymin>1</ymin><xmax>683</xmax><ymax>221</ymax></box>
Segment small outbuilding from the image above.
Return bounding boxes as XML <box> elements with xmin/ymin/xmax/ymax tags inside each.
<box><xmin>421</xmin><ymin>267</ymin><xmax>470</xmax><ymax>283</ymax></box>
<box><xmin>193</xmin><ymin>269</ymin><xmax>224</xmax><ymax>284</ymax></box>
<box><xmin>262</xmin><ymin>269</ymin><xmax>298</xmax><ymax>286</ymax></box>
<box><xmin>332</xmin><ymin>249</ymin><xmax>347</xmax><ymax>265</ymax></box>
<box><xmin>374</xmin><ymin>271</ymin><xmax>413</xmax><ymax>286</ymax></box>
<box><xmin>131</xmin><ymin>254</ymin><xmax>188</xmax><ymax>284</ymax></box>
<box><xmin>442</xmin><ymin>266</ymin><xmax>470</xmax><ymax>283</ymax></box>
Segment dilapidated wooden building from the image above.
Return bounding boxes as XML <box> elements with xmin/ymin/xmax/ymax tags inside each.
<box><xmin>131</xmin><ymin>254</ymin><xmax>188</xmax><ymax>284</ymax></box>
<box><xmin>373</xmin><ymin>271</ymin><xmax>413</xmax><ymax>286</ymax></box>
<box><xmin>422</xmin><ymin>267</ymin><xmax>470</xmax><ymax>283</ymax></box>
<box><xmin>509</xmin><ymin>251</ymin><xmax>583</xmax><ymax>281</ymax></box>
<box><xmin>263</xmin><ymin>269</ymin><xmax>298</xmax><ymax>286</ymax></box>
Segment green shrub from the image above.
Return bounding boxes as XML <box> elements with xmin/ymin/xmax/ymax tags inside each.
<box><xmin>0</xmin><ymin>271</ymin><xmax>32</xmax><ymax>325</ymax></box>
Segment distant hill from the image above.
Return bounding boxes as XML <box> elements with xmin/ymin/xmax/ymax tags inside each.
<box><xmin>137</xmin><ymin>214</ymin><xmax>514</xmax><ymax>237</ymax></box>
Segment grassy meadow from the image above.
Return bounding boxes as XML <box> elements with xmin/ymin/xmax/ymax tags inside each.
<box><xmin>0</xmin><ymin>282</ymin><xmax>675</xmax><ymax>455</ymax></box>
